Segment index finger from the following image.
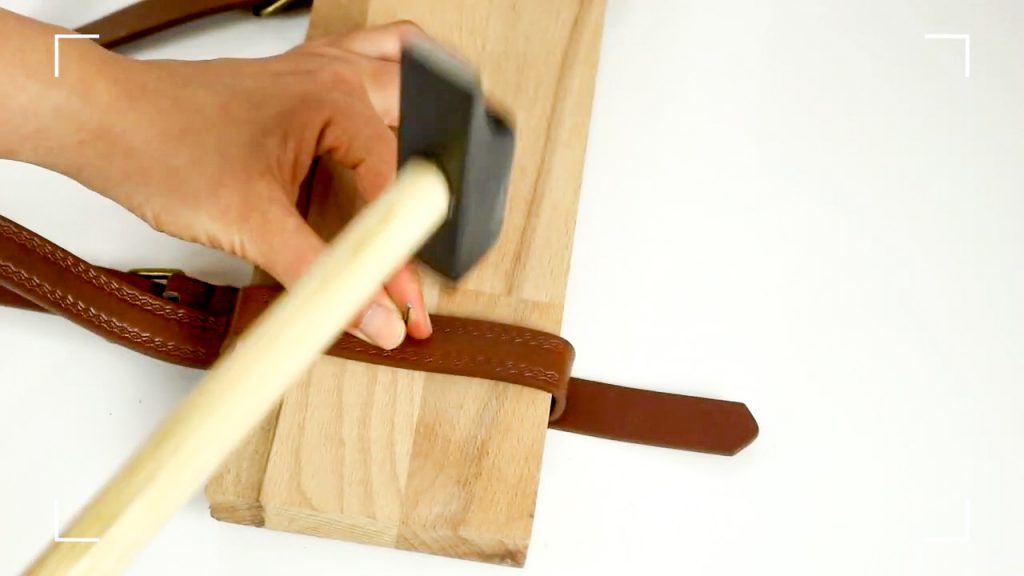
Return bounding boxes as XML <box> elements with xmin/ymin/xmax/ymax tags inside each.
<box><xmin>332</xmin><ymin>20</ymin><xmax>429</xmax><ymax>61</ymax></box>
<box><xmin>318</xmin><ymin>92</ymin><xmax>397</xmax><ymax>201</ymax></box>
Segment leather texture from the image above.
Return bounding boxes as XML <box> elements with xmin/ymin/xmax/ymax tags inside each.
<box><xmin>78</xmin><ymin>0</ymin><xmax>266</xmax><ymax>49</ymax></box>
<box><xmin>0</xmin><ymin>214</ymin><xmax>758</xmax><ymax>455</ymax></box>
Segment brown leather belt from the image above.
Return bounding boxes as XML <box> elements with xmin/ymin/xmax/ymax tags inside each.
<box><xmin>0</xmin><ymin>214</ymin><xmax>757</xmax><ymax>454</ymax></box>
<box><xmin>0</xmin><ymin>0</ymin><xmax>758</xmax><ymax>456</ymax></box>
<box><xmin>76</xmin><ymin>0</ymin><xmax>313</xmax><ymax>49</ymax></box>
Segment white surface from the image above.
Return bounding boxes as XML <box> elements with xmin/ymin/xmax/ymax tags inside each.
<box><xmin>1</xmin><ymin>1</ymin><xmax>1023</xmax><ymax>574</ymax></box>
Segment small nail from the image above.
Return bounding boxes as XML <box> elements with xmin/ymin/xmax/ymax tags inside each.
<box><xmin>402</xmin><ymin>303</ymin><xmax>413</xmax><ymax>324</ymax></box>
<box><xmin>351</xmin><ymin>303</ymin><xmax>406</xmax><ymax>349</ymax></box>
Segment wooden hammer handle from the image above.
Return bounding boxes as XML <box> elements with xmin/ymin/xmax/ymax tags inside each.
<box><xmin>25</xmin><ymin>159</ymin><xmax>449</xmax><ymax>576</ymax></box>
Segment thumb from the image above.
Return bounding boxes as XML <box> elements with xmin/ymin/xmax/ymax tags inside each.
<box><xmin>248</xmin><ymin>202</ymin><xmax>324</xmax><ymax>289</ymax></box>
<box><xmin>248</xmin><ymin>203</ymin><xmax>406</xmax><ymax>350</ymax></box>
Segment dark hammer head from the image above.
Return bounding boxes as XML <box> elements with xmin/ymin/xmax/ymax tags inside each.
<box><xmin>399</xmin><ymin>41</ymin><xmax>515</xmax><ymax>281</ymax></box>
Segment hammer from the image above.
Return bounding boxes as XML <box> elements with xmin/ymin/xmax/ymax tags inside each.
<box><xmin>25</xmin><ymin>40</ymin><xmax>514</xmax><ymax>576</ymax></box>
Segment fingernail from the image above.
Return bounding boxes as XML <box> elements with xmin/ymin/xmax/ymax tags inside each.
<box><xmin>352</xmin><ymin>303</ymin><xmax>406</xmax><ymax>349</ymax></box>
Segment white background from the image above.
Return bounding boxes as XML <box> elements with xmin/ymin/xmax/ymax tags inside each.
<box><xmin>2</xmin><ymin>1</ymin><xmax>1023</xmax><ymax>574</ymax></box>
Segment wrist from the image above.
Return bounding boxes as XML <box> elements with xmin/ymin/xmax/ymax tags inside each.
<box><xmin>0</xmin><ymin>10</ymin><xmax>138</xmax><ymax>186</ymax></box>
<box><xmin>40</xmin><ymin>50</ymin><xmax>146</xmax><ymax>192</ymax></box>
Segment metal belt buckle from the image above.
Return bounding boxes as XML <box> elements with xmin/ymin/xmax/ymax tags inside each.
<box><xmin>254</xmin><ymin>0</ymin><xmax>312</xmax><ymax>17</ymax></box>
<box><xmin>128</xmin><ymin>268</ymin><xmax>185</xmax><ymax>302</ymax></box>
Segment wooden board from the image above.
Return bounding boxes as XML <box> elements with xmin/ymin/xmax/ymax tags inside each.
<box><xmin>205</xmin><ymin>0</ymin><xmax>606</xmax><ymax>566</ymax></box>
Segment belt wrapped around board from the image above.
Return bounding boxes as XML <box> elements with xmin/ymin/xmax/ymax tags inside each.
<box><xmin>0</xmin><ymin>0</ymin><xmax>758</xmax><ymax>456</ymax></box>
<box><xmin>0</xmin><ymin>214</ymin><xmax>758</xmax><ymax>454</ymax></box>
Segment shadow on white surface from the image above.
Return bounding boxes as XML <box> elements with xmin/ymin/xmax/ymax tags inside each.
<box><xmin>1</xmin><ymin>0</ymin><xmax>1023</xmax><ymax>575</ymax></box>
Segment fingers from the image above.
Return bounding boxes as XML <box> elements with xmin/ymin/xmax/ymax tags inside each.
<box><xmin>357</xmin><ymin>58</ymin><xmax>399</xmax><ymax>125</ymax></box>
<box><xmin>349</xmin><ymin>290</ymin><xmax>407</xmax><ymax>349</ymax></box>
<box><xmin>384</xmin><ymin>263</ymin><xmax>432</xmax><ymax>338</ymax></box>
<box><xmin>247</xmin><ymin>201</ymin><xmax>326</xmax><ymax>288</ymax></box>
<box><xmin>246</xmin><ymin>201</ymin><xmax>409</xmax><ymax>349</ymax></box>
<box><xmin>334</xmin><ymin>20</ymin><xmax>427</xmax><ymax>61</ymax></box>
<box><xmin>314</xmin><ymin>109</ymin><xmax>436</xmax><ymax>338</ymax></box>
<box><xmin>317</xmin><ymin>111</ymin><xmax>435</xmax><ymax>340</ymax></box>
<box><xmin>327</xmin><ymin>21</ymin><xmax>428</xmax><ymax>125</ymax></box>
<box><xmin>303</xmin><ymin>21</ymin><xmax>428</xmax><ymax>125</ymax></box>
<box><xmin>293</xmin><ymin>21</ymin><xmax>436</xmax><ymax>344</ymax></box>
<box><xmin>319</xmin><ymin>91</ymin><xmax>397</xmax><ymax>202</ymax></box>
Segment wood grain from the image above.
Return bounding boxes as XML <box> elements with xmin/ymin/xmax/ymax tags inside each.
<box><xmin>27</xmin><ymin>160</ymin><xmax>449</xmax><ymax>576</ymax></box>
<box><xmin>206</xmin><ymin>0</ymin><xmax>607</xmax><ymax>565</ymax></box>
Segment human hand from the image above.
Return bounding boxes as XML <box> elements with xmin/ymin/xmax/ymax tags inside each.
<box><xmin>35</xmin><ymin>21</ymin><xmax>433</xmax><ymax>349</ymax></box>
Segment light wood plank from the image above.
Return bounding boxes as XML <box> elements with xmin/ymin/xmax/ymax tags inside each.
<box><xmin>28</xmin><ymin>160</ymin><xmax>450</xmax><ymax>576</ymax></box>
<box><xmin>207</xmin><ymin>0</ymin><xmax>607</xmax><ymax>565</ymax></box>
